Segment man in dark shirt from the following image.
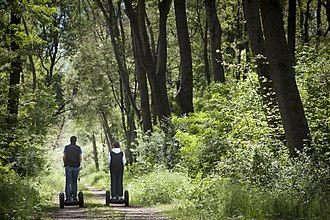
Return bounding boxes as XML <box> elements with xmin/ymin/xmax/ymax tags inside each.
<box><xmin>63</xmin><ymin>136</ymin><xmax>82</xmax><ymax>202</ymax></box>
<box><xmin>108</xmin><ymin>141</ymin><xmax>126</xmax><ymax>199</ymax></box>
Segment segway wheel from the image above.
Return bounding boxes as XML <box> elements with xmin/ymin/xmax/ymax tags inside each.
<box><xmin>59</xmin><ymin>192</ymin><xmax>65</xmax><ymax>209</ymax></box>
<box><xmin>105</xmin><ymin>190</ymin><xmax>110</xmax><ymax>206</ymax></box>
<box><xmin>124</xmin><ymin>190</ymin><xmax>129</xmax><ymax>206</ymax></box>
<box><xmin>78</xmin><ymin>191</ymin><xmax>84</xmax><ymax>208</ymax></box>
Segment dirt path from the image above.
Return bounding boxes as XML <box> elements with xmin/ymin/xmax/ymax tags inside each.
<box><xmin>47</xmin><ymin>185</ymin><xmax>167</xmax><ymax>220</ymax></box>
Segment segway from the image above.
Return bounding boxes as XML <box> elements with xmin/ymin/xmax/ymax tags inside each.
<box><xmin>59</xmin><ymin>191</ymin><xmax>84</xmax><ymax>209</ymax></box>
<box><xmin>105</xmin><ymin>190</ymin><xmax>129</xmax><ymax>206</ymax></box>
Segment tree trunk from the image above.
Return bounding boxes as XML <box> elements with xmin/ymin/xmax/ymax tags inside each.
<box><xmin>125</xmin><ymin>108</ymin><xmax>135</xmax><ymax>165</ymax></box>
<box><xmin>131</xmin><ymin>31</ymin><xmax>153</xmax><ymax>132</ymax></box>
<box><xmin>204</xmin><ymin>0</ymin><xmax>225</xmax><ymax>83</ymax></box>
<box><xmin>174</xmin><ymin>0</ymin><xmax>194</xmax><ymax>114</ymax></box>
<box><xmin>156</xmin><ymin>0</ymin><xmax>172</xmax><ymax>128</ymax></box>
<box><xmin>99</xmin><ymin>110</ymin><xmax>115</xmax><ymax>153</ymax></box>
<box><xmin>316</xmin><ymin>0</ymin><xmax>323</xmax><ymax>38</ymax></box>
<box><xmin>202</xmin><ymin>21</ymin><xmax>211</xmax><ymax>85</ymax></box>
<box><xmin>196</xmin><ymin>1</ymin><xmax>211</xmax><ymax>85</ymax></box>
<box><xmin>259</xmin><ymin>0</ymin><xmax>310</xmax><ymax>155</ymax></box>
<box><xmin>298</xmin><ymin>0</ymin><xmax>304</xmax><ymax>40</ymax></box>
<box><xmin>3</xmin><ymin>7</ymin><xmax>22</xmax><ymax>169</ymax></box>
<box><xmin>91</xmin><ymin>133</ymin><xmax>100</xmax><ymax>171</ymax></box>
<box><xmin>95</xmin><ymin>0</ymin><xmax>143</xmax><ymax>125</ymax></box>
<box><xmin>22</xmin><ymin>17</ymin><xmax>37</xmax><ymax>91</ymax></box>
<box><xmin>124</xmin><ymin>0</ymin><xmax>171</xmax><ymax>129</ymax></box>
<box><xmin>288</xmin><ymin>0</ymin><xmax>296</xmax><ymax>57</ymax></box>
<box><xmin>303</xmin><ymin>0</ymin><xmax>312</xmax><ymax>43</ymax></box>
<box><xmin>7</xmin><ymin>10</ymin><xmax>22</xmax><ymax>134</ymax></box>
<box><xmin>235</xmin><ymin>0</ymin><xmax>243</xmax><ymax>80</ymax></box>
<box><xmin>203</xmin><ymin>21</ymin><xmax>211</xmax><ymax>85</ymax></box>
<box><xmin>243</xmin><ymin>0</ymin><xmax>281</xmax><ymax>128</ymax></box>
<box><xmin>136</xmin><ymin>0</ymin><xmax>170</xmax><ymax>126</ymax></box>
<box><xmin>324</xmin><ymin>0</ymin><xmax>330</xmax><ymax>36</ymax></box>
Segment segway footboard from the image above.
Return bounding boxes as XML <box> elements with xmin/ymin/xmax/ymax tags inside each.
<box><xmin>105</xmin><ymin>190</ymin><xmax>129</xmax><ymax>206</ymax></box>
<box><xmin>59</xmin><ymin>191</ymin><xmax>84</xmax><ymax>208</ymax></box>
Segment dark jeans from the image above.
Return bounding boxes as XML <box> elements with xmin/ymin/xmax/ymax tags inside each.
<box><xmin>111</xmin><ymin>171</ymin><xmax>123</xmax><ymax>198</ymax></box>
<box><xmin>65</xmin><ymin>166</ymin><xmax>80</xmax><ymax>200</ymax></box>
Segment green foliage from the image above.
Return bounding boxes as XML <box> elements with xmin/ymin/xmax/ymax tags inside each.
<box><xmin>0</xmin><ymin>169</ymin><xmax>43</xmax><ymax>219</ymax></box>
<box><xmin>164</xmin><ymin>67</ymin><xmax>330</xmax><ymax>219</ymax></box>
<box><xmin>126</xmin><ymin>168</ymin><xmax>191</xmax><ymax>206</ymax></box>
<box><xmin>173</xmin><ymin>76</ymin><xmax>276</xmax><ymax>177</ymax></box>
<box><xmin>1</xmin><ymin>84</ymin><xmax>59</xmax><ymax>176</ymax></box>
<box><xmin>133</xmin><ymin>128</ymin><xmax>179</xmax><ymax>168</ymax></box>
<box><xmin>19</xmin><ymin>85</ymin><xmax>58</xmax><ymax>136</ymax></box>
<box><xmin>168</xmin><ymin>174</ymin><xmax>330</xmax><ymax>220</ymax></box>
<box><xmin>296</xmin><ymin>42</ymin><xmax>330</xmax><ymax>153</ymax></box>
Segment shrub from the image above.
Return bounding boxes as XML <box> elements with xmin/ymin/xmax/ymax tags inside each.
<box><xmin>169</xmin><ymin>174</ymin><xmax>330</xmax><ymax>220</ymax></box>
<box><xmin>0</xmin><ymin>170</ymin><xmax>43</xmax><ymax>219</ymax></box>
<box><xmin>126</xmin><ymin>168</ymin><xmax>191</xmax><ymax>206</ymax></box>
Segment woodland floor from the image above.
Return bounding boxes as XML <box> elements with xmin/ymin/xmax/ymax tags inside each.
<box><xmin>47</xmin><ymin>185</ymin><xmax>167</xmax><ymax>220</ymax></box>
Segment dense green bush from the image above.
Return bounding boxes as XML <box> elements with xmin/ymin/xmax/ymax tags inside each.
<box><xmin>126</xmin><ymin>168</ymin><xmax>191</xmax><ymax>206</ymax></box>
<box><xmin>0</xmin><ymin>170</ymin><xmax>43</xmax><ymax>219</ymax></box>
<box><xmin>165</xmin><ymin>63</ymin><xmax>330</xmax><ymax>219</ymax></box>
<box><xmin>295</xmin><ymin>43</ymin><xmax>330</xmax><ymax>153</ymax></box>
<box><xmin>169</xmin><ymin>174</ymin><xmax>330</xmax><ymax>220</ymax></box>
<box><xmin>172</xmin><ymin>76</ymin><xmax>279</xmax><ymax>178</ymax></box>
<box><xmin>132</xmin><ymin>128</ymin><xmax>180</xmax><ymax>169</ymax></box>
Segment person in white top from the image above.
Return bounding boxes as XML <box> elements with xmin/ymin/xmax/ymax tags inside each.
<box><xmin>108</xmin><ymin>142</ymin><xmax>126</xmax><ymax>199</ymax></box>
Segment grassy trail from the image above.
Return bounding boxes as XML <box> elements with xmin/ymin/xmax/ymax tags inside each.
<box><xmin>46</xmin><ymin>185</ymin><xmax>166</xmax><ymax>220</ymax></box>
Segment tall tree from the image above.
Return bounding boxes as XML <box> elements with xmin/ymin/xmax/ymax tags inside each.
<box><xmin>6</xmin><ymin>6</ymin><xmax>22</xmax><ymax>132</ymax></box>
<box><xmin>316</xmin><ymin>0</ymin><xmax>322</xmax><ymax>37</ymax></box>
<box><xmin>303</xmin><ymin>0</ymin><xmax>313</xmax><ymax>43</ymax></box>
<box><xmin>94</xmin><ymin>0</ymin><xmax>152</xmax><ymax>132</ymax></box>
<box><xmin>99</xmin><ymin>110</ymin><xmax>115</xmax><ymax>154</ymax></box>
<box><xmin>22</xmin><ymin>17</ymin><xmax>37</xmax><ymax>91</ymax></box>
<box><xmin>38</xmin><ymin>0</ymin><xmax>78</xmax><ymax>86</ymax></box>
<box><xmin>196</xmin><ymin>1</ymin><xmax>211</xmax><ymax>85</ymax></box>
<box><xmin>288</xmin><ymin>0</ymin><xmax>296</xmax><ymax>56</ymax></box>
<box><xmin>324</xmin><ymin>0</ymin><xmax>330</xmax><ymax>36</ymax></box>
<box><xmin>259</xmin><ymin>0</ymin><xmax>310</xmax><ymax>155</ymax></box>
<box><xmin>91</xmin><ymin>133</ymin><xmax>99</xmax><ymax>171</ymax></box>
<box><xmin>204</xmin><ymin>0</ymin><xmax>225</xmax><ymax>83</ymax></box>
<box><xmin>156</xmin><ymin>0</ymin><xmax>172</xmax><ymax>127</ymax></box>
<box><xmin>298</xmin><ymin>0</ymin><xmax>305</xmax><ymax>39</ymax></box>
<box><xmin>243</xmin><ymin>0</ymin><xmax>280</xmax><ymax>128</ymax></box>
<box><xmin>124</xmin><ymin>0</ymin><xmax>171</xmax><ymax>129</ymax></box>
<box><xmin>131</xmin><ymin>30</ymin><xmax>153</xmax><ymax>133</ymax></box>
<box><xmin>174</xmin><ymin>0</ymin><xmax>194</xmax><ymax>114</ymax></box>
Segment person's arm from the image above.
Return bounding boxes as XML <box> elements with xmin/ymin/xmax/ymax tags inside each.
<box><xmin>108</xmin><ymin>151</ymin><xmax>111</xmax><ymax>166</ymax></box>
<box><xmin>63</xmin><ymin>146</ymin><xmax>66</xmax><ymax>165</ymax></box>
<box><xmin>122</xmin><ymin>152</ymin><xmax>126</xmax><ymax>165</ymax></box>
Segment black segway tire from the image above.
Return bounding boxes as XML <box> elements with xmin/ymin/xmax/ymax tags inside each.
<box><xmin>59</xmin><ymin>192</ymin><xmax>65</xmax><ymax>209</ymax></box>
<box><xmin>106</xmin><ymin>190</ymin><xmax>111</xmax><ymax>206</ymax></box>
<box><xmin>124</xmin><ymin>190</ymin><xmax>129</xmax><ymax>206</ymax></box>
<box><xmin>78</xmin><ymin>191</ymin><xmax>84</xmax><ymax>208</ymax></box>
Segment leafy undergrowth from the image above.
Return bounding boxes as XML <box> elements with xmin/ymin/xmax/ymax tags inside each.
<box><xmin>79</xmin><ymin>162</ymin><xmax>329</xmax><ymax>220</ymax></box>
<box><xmin>126</xmin><ymin>168</ymin><xmax>191</xmax><ymax>206</ymax></box>
<box><xmin>0</xmin><ymin>170</ymin><xmax>43</xmax><ymax>219</ymax></box>
<box><xmin>164</xmin><ymin>175</ymin><xmax>330</xmax><ymax>220</ymax></box>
